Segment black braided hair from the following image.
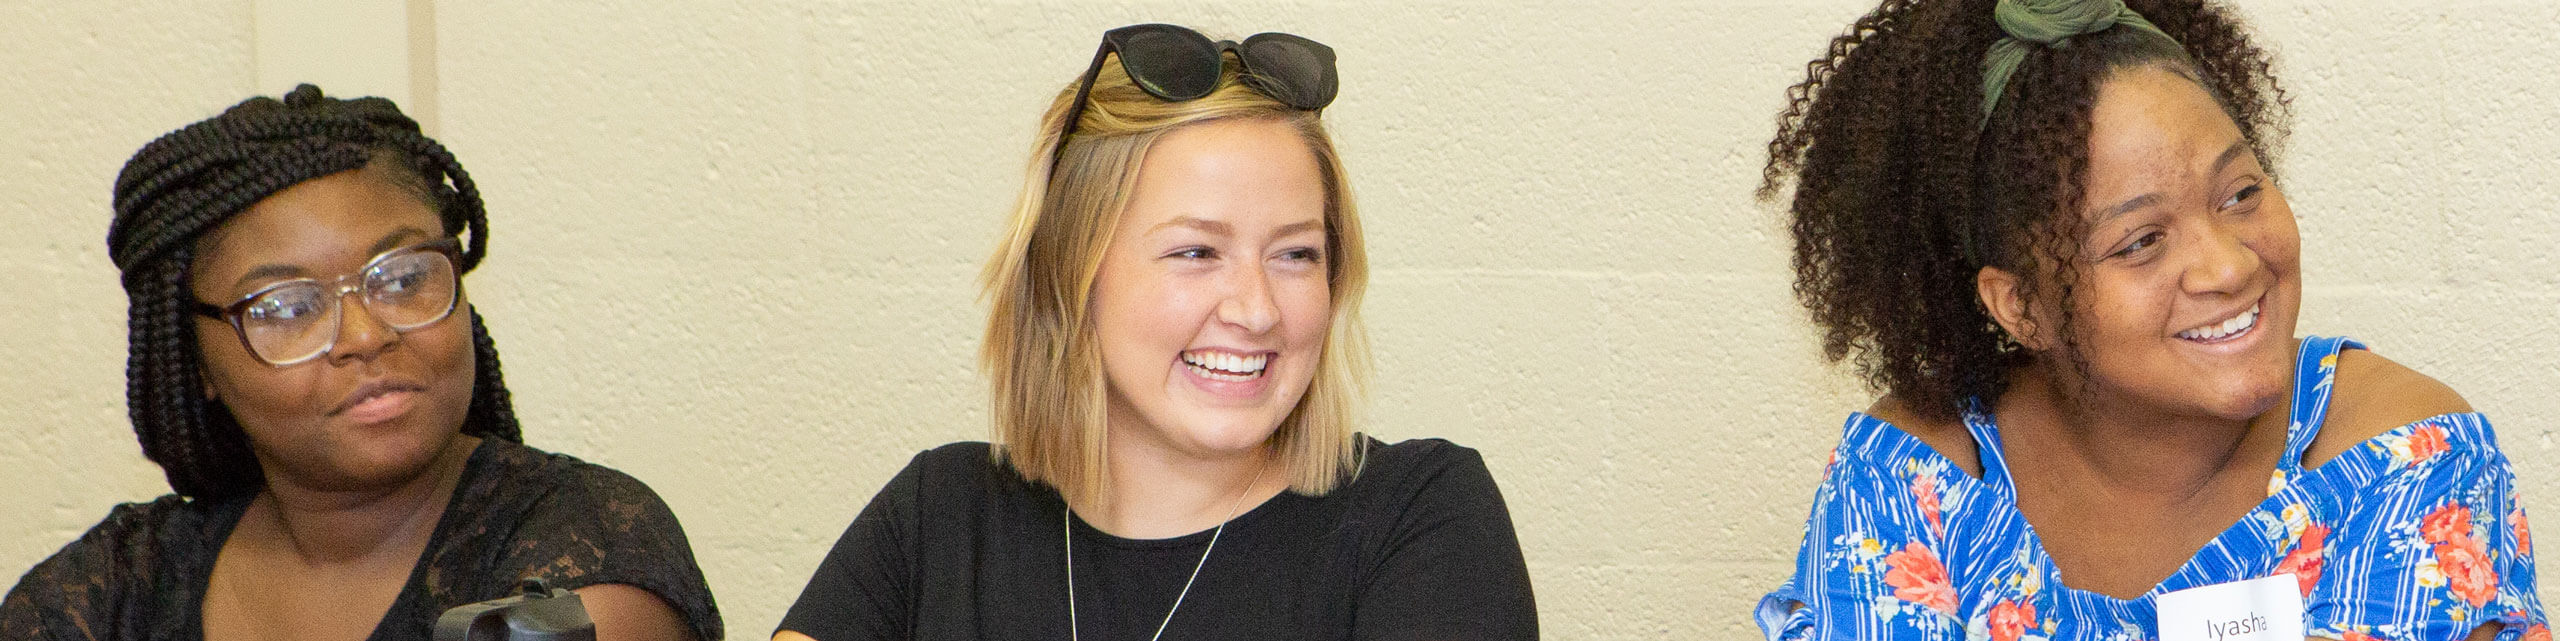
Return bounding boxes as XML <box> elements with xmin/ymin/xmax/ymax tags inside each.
<box><xmin>106</xmin><ymin>84</ymin><xmax>521</xmax><ymax>499</ymax></box>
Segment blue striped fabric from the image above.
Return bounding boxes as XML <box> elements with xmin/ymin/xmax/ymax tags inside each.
<box><xmin>1755</xmin><ymin>337</ymin><xmax>2547</xmax><ymax>641</ymax></box>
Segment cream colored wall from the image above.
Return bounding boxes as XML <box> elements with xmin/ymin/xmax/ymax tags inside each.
<box><xmin>4</xmin><ymin>1</ymin><xmax>2554</xmax><ymax>638</ymax></box>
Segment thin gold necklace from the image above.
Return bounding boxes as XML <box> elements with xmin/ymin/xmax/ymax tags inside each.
<box><xmin>1065</xmin><ymin>463</ymin><xmax>1269</xmax><ymax>641</ymax></box>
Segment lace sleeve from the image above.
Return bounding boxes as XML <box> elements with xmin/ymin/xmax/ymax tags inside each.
<box><xmin>1</xmin><ymin>539</ymin><xmax>115</xmax><ymax>641</ymax></box>
<box><xmin>506</xmin><ymin>464</ymin><xmax>722</xmax><ymax>640</ymax></box>
<box><xmin>0</xmin><ymin>497</ymin><xmax>213</xmax><ymax>641</ymax></box>
<box><xmin>429</xmin><ymin>447</ymin><xmax>725</xmax><ymax>641</ymax></box>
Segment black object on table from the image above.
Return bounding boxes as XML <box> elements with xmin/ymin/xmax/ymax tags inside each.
<box><xmin>434</xmin><ymin>578</ymin><xmax>596</xmax><ymax>641</ymax></box>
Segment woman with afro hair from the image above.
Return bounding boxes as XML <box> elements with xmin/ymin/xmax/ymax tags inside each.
<box><xmin>0</xmin><ymin>85</ymin><xmax>722</xmax><ymax>641</ymax></box>
<box><xmin>1756</xmin><ymin>0</ymin><xmax>2545</xmax><ymax>639</ymax></box>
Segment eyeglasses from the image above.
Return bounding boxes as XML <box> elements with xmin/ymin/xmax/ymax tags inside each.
<box><xmin>1052</xmin><ymin>24</ymin><xmax>1338</xmax><ymax>165</ymax></box>
<box><xmin>192</xmin><ymin>238</ymin><xmax>462</xmax><ymax>367</ymax></box>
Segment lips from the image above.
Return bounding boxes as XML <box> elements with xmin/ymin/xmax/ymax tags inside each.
<box><xmin>330</xmin><ymin>379</ymin><xmax>427</xmax><ymax>422</ymax></box>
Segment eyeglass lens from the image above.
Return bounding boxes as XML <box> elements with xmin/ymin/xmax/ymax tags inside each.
<box><xmin>238</xmin><ymin>250</ymin><xmax>458</xmax><ymax>365</ymax></box>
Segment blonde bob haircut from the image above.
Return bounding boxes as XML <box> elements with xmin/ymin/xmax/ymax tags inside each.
<box><xmin>981</xmin><ymin>46</ymin><xmax>1370</xmax><ymax>510</ymax></box>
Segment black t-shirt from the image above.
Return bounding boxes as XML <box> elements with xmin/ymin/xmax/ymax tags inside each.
<box><xmin>0</xmin><ymin>438</ymin><xmax>724</xmax><ymax>641</ymax></box>
<box><xmin>778</xmin><ymin>436</ymin><xmax>1537</xmax><ymax>641</ymax></box>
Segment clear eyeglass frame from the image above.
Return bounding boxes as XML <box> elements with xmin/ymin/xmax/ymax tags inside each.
<box><xmin>190</xmin><ymin>237</ymin><xmax>464</xmax><ymax>367</ymax></box>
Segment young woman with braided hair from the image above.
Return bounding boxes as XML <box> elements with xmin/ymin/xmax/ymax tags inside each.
<box><xmin>1757</xmin><ymin>1</ymin><xmax>2544</xmax><ymax>640</ymax></box>
<box><xmin>0</xmin><ymin>85</ymin><xmax>721</xmax><ymax>641</ymax></box>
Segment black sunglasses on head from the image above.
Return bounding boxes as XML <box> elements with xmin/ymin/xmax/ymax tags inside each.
<box><xmin>1052</xmin><ymin>24</ymin><xmax>1339</xmax><ymax>163</ymax></box>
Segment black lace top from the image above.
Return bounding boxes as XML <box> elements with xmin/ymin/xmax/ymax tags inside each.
<box><xmin>0</xmin><ymin>438</ymin><xmax>723</xmax><ymax>640</ymax></box>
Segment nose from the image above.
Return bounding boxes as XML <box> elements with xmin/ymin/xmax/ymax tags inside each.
<box><xmin>327</xmin><ymin>290</ymin><xmax>401</xmax><ymax>363</ymax></box>
<box><xmin>1215</xmin><ymin>263</ymin><xmax>1281</xmax><ymax>334</ymax></box>
<box><xmin>2180</xmin><ymin>221</ymin><xmax>2262</xmax><ymax>297</ymax></box>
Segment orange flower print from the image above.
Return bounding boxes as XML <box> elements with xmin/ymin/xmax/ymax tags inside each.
<box><xmin>1883</xmin><ymin>542</ymin><xmax>1958</xmax><ymax>616</ymax></box>
<box><xmin>2433</xmin><ymin>535</ymin><xmax>2499</xmax><ymax>608</ymax></box>
<box><xmin>1986</xmin><ymin>600</ymin><xmax>2037</xmax><ymax>641</ymax></box>
<box><xmin>2513</xmin><ymin>508</ymin><xmax>2533</xmax><ymax>558</ymax></box>
<box><xmin>2406</xmin><ymin>424</ymin><xmax>2450</xmax><ymax>464</ymax></box>
<box><xmin>1910</xmin><ymin>472</ymin><xmax>1944</xmax><ymax>538</ymax></box>
<box><xmin>2423</xmin><ymin>504</ymin><xmax>2475</xmax><ymax>546</ymax></box>
<box><xmin>2521</xmin><ymin>623</ymin><xmax>2550</xmax><ymax>641</ymax></box>
<box><xmin>2271</xmin><ymin>523</ymin><xmax>2330</xmax><ymax>595</ymax></box>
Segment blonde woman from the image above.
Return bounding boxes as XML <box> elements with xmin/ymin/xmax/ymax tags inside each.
<box><xmin>776</xmin><ymin>24</ymin><xmax>1535</xmax><ymax>641</ymax></box>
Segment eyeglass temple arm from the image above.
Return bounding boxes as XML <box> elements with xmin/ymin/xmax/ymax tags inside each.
<box><xmin>1049</xmin><ymin>41</ymin><xmax>1119</xmax><ymax>172</ymax></box>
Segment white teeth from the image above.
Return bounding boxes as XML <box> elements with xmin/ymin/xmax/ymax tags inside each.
<box><xmin>1181</xmin><ymin>351</ymin><xmax>1268</xmax><ymax>381</ymax></box>
<box><xmin>2177</xmin><ymin>303</ymin><xmax>2260</xmax><ymax>341</ymax></box>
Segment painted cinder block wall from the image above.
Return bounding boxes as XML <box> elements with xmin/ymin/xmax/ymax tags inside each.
<box><xmin>4</xmin><ymin>1</ymin><xmax>2554</xmax><ymax>637</ymax></box>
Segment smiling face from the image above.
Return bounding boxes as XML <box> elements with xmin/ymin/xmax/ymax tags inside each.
<box><xmin>189</xmin><ymin>164</ymin><xmax>477</xmax><ymax>492</ymax></box>
<box><xmin>2052</xmin><ymin>65</ymin><xmax>2303</xmax><ymax>420</ymax></box>
<box><xmin>1090</xmin><ymin>117</ymin><xmax>1333</xmax><ymax>463</ymax></box>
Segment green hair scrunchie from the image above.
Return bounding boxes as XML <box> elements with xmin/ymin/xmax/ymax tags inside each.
<box><xmin>1978</xmin><ymin>0</ymin><xmax>2183</xmax><ymax>129</ymax></box>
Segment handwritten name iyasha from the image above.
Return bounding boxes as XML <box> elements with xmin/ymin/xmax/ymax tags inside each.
<box><xmin>2205</xmin><ymin>613</ymin><xmax>2274</xmax><ymax>641</ymax></box>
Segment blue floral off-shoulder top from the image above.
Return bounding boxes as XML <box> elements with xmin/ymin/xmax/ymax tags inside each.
<box><xmin>1756</xmin><ymin>337</ymin><xmax>2546</xmax><ymax>641</ymax></box>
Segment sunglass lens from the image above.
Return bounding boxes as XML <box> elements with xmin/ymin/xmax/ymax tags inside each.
<box><xmin>1241</xmin><ymin>35</ymin><xmax>1336</xmax><ymax>110</ymax></box>
<box><xmin>1119</xmin><ymin>28</ymin><xmax>1220</xmax><ymax>101</ymax></box>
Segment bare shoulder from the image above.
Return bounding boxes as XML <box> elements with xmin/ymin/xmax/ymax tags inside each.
<box><xmin>2303</xmin><ymin>348</ymin><xmax>2475</xmax><ymax>469</ymax></box>
<box><xmin>1865</xmin><ymin>395</ymin><xmax>1983</xmax><ymax>479</ymax></box>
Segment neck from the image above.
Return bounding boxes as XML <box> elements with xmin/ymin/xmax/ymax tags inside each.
<box><xmin>2000</xmin><ymin>365</ymin><xmax>2281</xmax><ymax>499</ymax></box>
<box><xmin>1076</xmin><ymin>436</ymin><xmax>1282</xmax><ymax>540</ymax></box>
<box><xmin>251</xmin><ymin>435</ymin><xmax>480</xmax><ymax>565</ymax></box>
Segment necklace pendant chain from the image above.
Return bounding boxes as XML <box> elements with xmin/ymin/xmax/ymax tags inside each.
<box><xmin>1066</xmin><ymin>463</ymin><xmax>1271</xmax><ymax>641</ymax></box>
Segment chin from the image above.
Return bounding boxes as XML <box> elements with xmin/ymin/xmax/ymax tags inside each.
<box><xmin>2193</xmin><ymin>374</ymin><xmax>2289</xmax><ymax>422</ymax></box>
<box><xmin>321</xmin><ymin>423</ymin><xmax>465</xmax><ymax>489</ymax></box>
<box><xmin>1171</xmin><ymin>412</ymin><xmax>1289</xmax><ymax>455</ymax></box>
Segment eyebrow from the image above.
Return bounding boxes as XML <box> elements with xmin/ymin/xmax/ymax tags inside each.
<box><xmin>367</xmin><ymin>228</ymin><xmax>431</xmax><ymax>256</ymax></box>
<box><xmin>2089</xmin><ymin>139</ymin><xmax>2252</xmax><ymax>223</ymax></box>
<box><xmin>227</xmin><ymin>227</ymin><xmax>433</xmax><ymax>290</ymax></box>
<box><xmin>1147</xmin><ymin>216</ymin><xmax>1324</xmax><ymax>238</ymax></box>
<box><xmin>2210</xmin><ymin>138</ymin><xmax>2250</xmax><ymax>175</ymax></box>
<box><xmin>1151</xmin><ymin>216</ymin><xmax>1231</xmax><ymax>236</ymax></box>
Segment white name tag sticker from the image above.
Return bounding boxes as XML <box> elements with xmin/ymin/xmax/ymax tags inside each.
<box><xmin>2156</xmin><ymin>574</ymin><xmax>2306</xmax><ymax>641</ymax></box>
